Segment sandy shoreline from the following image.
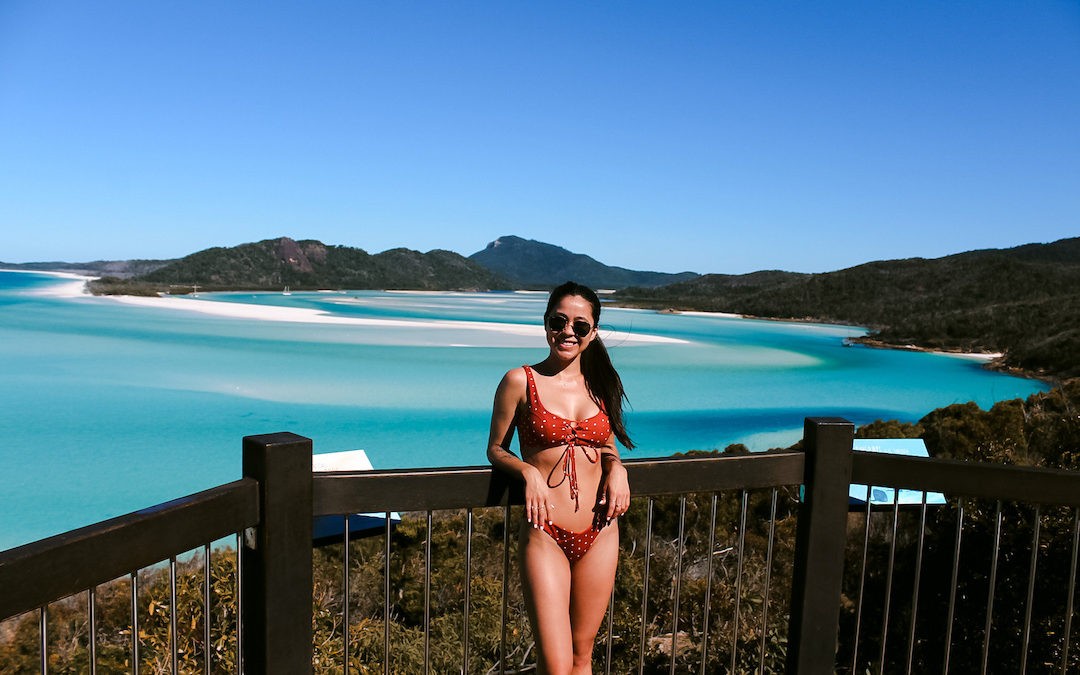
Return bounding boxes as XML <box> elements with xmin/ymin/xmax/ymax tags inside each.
<box><xmin>0</xmin><ymin>269</ymin><xmax>97</xmax><ymax>297</ymax></box>
<box><xmin>0</xmin><ymin>272</ymin><xmax>1017</xmax><ymax>360</ymax></box>
<box><xmin>106</xmin><ymin>293</ymin><xmax>687</xmax><ymax>344</ymax></box>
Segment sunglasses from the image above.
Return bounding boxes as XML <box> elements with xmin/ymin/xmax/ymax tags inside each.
<box><xmin>545</xmin><ymin>315</ymin><xmax>594</xmax><ymax>338</ymax></box>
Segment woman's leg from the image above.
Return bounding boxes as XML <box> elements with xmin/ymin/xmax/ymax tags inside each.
<box><xmin>520</xmin><ymin>522</ymin><xmax>574</xmax><ymax>675</ymax></box>
<box><xmin>568</xmin><ymin>524</ymin><xmax>619</xmax><ymax>675</ymax></box>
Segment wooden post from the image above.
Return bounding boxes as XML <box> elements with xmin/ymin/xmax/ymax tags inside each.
<box><xmin>242</xmin><ymin>432</ymin><xmax>313</xmax><ymax>675</ymax></box>
<box><xmin>787</xmin><ymin>417</ymin><xmax>854</xmax><ymax>674</ymax></box>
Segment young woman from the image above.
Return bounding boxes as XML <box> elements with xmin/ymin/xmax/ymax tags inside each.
<box><xmin>487</xmin><ymin>281</ymin><xmax>633</xmax><ymax>675</ymax></box>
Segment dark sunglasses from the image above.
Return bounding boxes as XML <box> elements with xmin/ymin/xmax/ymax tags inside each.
<box><xmin>545</xmin><ymin>315</ymin><xmax>594</xmax><ymax>338</ymax></box>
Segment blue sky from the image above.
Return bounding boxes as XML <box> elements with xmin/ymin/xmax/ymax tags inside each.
<box><xmin>1</xmin><ymin>2</ymin><xmax>1077</xmax><ymax>274</ymax></box>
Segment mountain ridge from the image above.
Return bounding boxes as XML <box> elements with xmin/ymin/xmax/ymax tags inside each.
<box><xmin>468</xmin><ymin>235</ymin><xmax>699</xmax><ymax>289</ymax></box>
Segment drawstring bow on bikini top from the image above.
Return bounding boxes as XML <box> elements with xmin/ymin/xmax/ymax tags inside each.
<box><xmin>547</xmin><ymin>423</ymin><xmax>599</xmax><ymax>512</ymax></box>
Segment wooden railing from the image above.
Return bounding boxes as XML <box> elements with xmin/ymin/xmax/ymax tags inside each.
<box><xmin>2</xmin><ymin>419</ymin><xmax>1079</xmax><ymax>673</ymax></box>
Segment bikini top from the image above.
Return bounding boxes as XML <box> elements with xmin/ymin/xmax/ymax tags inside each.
<box><xmin>517</xmin><ymin>365</ymin><xmax>612</xmax><ymax>511</ymax></box>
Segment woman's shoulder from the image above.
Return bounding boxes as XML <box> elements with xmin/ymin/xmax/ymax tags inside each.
<box><xmin>496</xmin><ymin>366</ymin><xmax>529</xmax><ymax>396</ymax></box>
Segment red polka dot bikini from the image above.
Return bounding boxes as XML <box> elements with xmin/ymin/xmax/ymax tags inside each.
<box><xmin>517</xmin><ymin>365</ymin><xmax>613</xmax><ymax>563</ymax></box>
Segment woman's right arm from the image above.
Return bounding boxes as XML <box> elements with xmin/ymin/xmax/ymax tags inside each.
<box><xmin>487</xmin><ymin>369</ymin><xmax>553</xmax><ymax>528</ymax></box>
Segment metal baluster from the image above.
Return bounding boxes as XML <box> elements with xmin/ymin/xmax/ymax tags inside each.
<box><xmin>170</xmin><ymin>556</ymin><xmax>178</xmax><ymax>675</ymax></box>
<box><xmin>425</xmin><ymin>510</ymin><xmax>433</xmax><ymax>674</ymax></box>
<box><xmin>878</xmin><ymin>495</ymin><xmax>900</xmax><ymax>674</ymax></box>
<box><xmin>943</xmin><ymin>499</ymin><xmax>964</xmax><ymax>674</ymax></box>
<box><xmin>502</xmin><ymin>506</ymin><xmax>511</xmax><ymax>675</ymax></box>
<box><xmin>851</xmin><ymin>484</ymin><xmax>873</xmax><ymax>673</ymax></box>
<box><xmin>132</xmin><ymin>570</ymin><xmax>140</xmax><ymax>675</ymax></box>
<box><xmin>40</xmin><ymin>605</ymin><xmax>48</xmax><ymax>675</ymax></box>
<box><xmin>759</xmin><ymin>489</ymin><xmax>778</xmax><ymax>673</ymax></box>
<box><xmin>384</xmin><ymin>511</ymin><xmax>391</xmax><ymax>675</ymax></box>
<box><xmin>637</xmin><ymin>498</ymin><xmax>654</xmax><ymax>675</ymax></box>
<box><xmin>605</xmin><ymin>499</ymin><xmax>618</xmax><ymax>675</ymax></box>
<box><xmin>669</xmin><ymin>496</ymin><xmax>686</xmax><ymax>675</ymax></box>
<box><xmin>730</xmin><ymin>490</ymin><xmax>747</xmax><ymax>675</ymax></box>
<box><xmin>605</xmin><ymin>577</ymin><xmax>615</xmax><ymax>675</ymax></box>
<box><xmin>1020</xmin><ymin>505</ymin><xmax>1041</xmax><ymax>675</ymax></box>
<box><xmin>905</xmin><ymin>492</ymin><xmax>928</xmax><ymax>674</ymax></box>
<box><xmin>981</xmin><ymin>501</ymin><xmax>1004</xmax><ymax>675</ymax></box>
<box><xmin>344</xmin><ymin>515</ymin><xmax>351</xmax><ymax>675</ymax></box>
<box><xmin>89</xmin><ymin>587</ymin><xmax>98</xmax><ymax>675</ymax></box>
<box><xmin>464</xmin><ymin>509</ymin><xmax>473</xmax><ymax>675</ymax></box>
<box><xmin>700</xmin><ymin>493</ymin><xmax>718</xmax><ymax>675</ymax></box>
<box><xmin>203</xmin><ymin>545</ymin><xmax>211</xmax><ymax>675</ymax></box>
<box><xmin>235</xmin><ymin>533</ymin><xmax>243</xmax><ymax>675</ymax></box>
<box><xmin>1062</xmin><ymin>507</ymin><xmax>1079</xmax><ymax>675</ymax></box>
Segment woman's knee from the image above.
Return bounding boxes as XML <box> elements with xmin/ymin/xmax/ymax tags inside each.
<box><xmin>571</xmin><ymin>639</ymin><xmax>595</xmax><ymax>671</ymax></box>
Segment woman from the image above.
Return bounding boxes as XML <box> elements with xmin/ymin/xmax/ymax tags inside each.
<box><xmin>487</xmin><ymin>281</ymin><xmax>633</xmax><ymax>675</ymax></box>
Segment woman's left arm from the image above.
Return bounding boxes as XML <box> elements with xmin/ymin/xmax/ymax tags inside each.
<box><xmin>599</xmin><ymin>436</ymin><xmax>630</xmax><ymax>522</ymax></box>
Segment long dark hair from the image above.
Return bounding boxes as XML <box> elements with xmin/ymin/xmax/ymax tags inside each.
<box><xmin>545</xmin><ymin>281</ymin><xmax>635</xmax><ymax>450</ymax></box>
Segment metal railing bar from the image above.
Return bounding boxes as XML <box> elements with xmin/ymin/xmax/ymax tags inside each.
<box><xmin>638</xmin><ymin>498</ymin><xmax>654</xmax><ymax>675</ymax></box>
<box><xmin>40</xmin><ymin>605</ymin><xmax>47</xmax><ymax>675</ymax></box>
<box><xmin>730</xmin><ymin>490</ymin><xmax>747</xmax><ymax>675</ymax></box>
<box><xmin>0</xmin><ymin>479</ymin><xmax>259</xmax><ymax>621</ymax></box>
<box><xmin>203</xmin><ymin>544</ymin><xmax>210</xmax><ymax>675</ymax></box>
<box><xmin>943</xmin><ymin>499</ymin><xmax>964</xmax><ymax>674</ymax></box>
<box><xmin>905</xmin><ymin>491</ymin><xmax>928</xmax><ymax>675</ymax></box>
<box><xmin>344</xmin><ymin>516</ymin><xmax>351</xmax><ymax>675</ymax></box>
<box><xmin>383</xmin><ymin>511</ymin><xmax>391</xmax><ymax>675</ymax></box>
<box><xmin>981</xmin><ymin>501</ymin><xmax>1004</xmax><ymax>675</ymax></box>
<box><xmin>132</xmin><ymin>570</ymin><xmax>140</xmax><ymax>675</ymax></box>
<box><xmin>170</xmin><ymin>556</ymin><xmax>179</xmax><ymax>675</ymax></box>
<box><xmin>878</xmin><ymin>497</ymin><xmax>900</xmax><ymax>674</ymax></box>
<box><xmin>670</xmin><ymin>496</ymin><xmax>686</xmax><ymax>675</ymax></box>
<box><xmin>759</xmin><ymin>488</ymin><xmax>778</xmax><ymax>673</ymax></box>
<box><xmin>502</xmin><ymin>506</ymin><xmax>511</xmax><ymax>675</ymax></box>
<box><xmin>1063</xmin><ymin>507</ymin><xmax>1079</xmax><ymax>675</ymax></box>
<box><xmin>605</xmin><ymin>576</ymin><xmax>615</xmax><ymax>675</ymax></box>
<box><xmin>313</xmin><ymin>454</ymin><xmax>805</xmax><ymax>515</ymax></box>
<box><xmin>852</xmin><ymin>452</ymin><xmax>1080</xmax><ymax>507</ymax></box>
<box><xmin>851</xmin><ymin>483</ymin><xmax>873</xmax><ymax>673</ymax></box>
<box><xmin>464</xmin><ymin>509</ymin><xmax>473</xmax><ymax>675</ymax></box>
<box><xmin>425</xmin><ymin>510</ymin><xmax>432</xmax><ymax>675</ymax></box>
<box><xmin>89</xmin><ymin>586</ymin><xmax>98</xmax><ymax>675</ymax></box>
<box><xmin>1020</xmin><ymin>505</ymin><xmax>1041</xmax><ymax>675</ymax></box>
<box><xmin>235</xmin><ymin>532</ymin><xmax>243</xmax><ymax>675</ymax></box>
<box><xmin>700</xmin><ymin>493</ymin><xmax>718</xmax><ymax>675</ymax></box>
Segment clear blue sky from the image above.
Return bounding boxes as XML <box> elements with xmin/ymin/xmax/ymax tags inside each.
<box><xmin>1</xmin><ymin>2</ymin><xmax>1077</xmax><ymax>274</ymax></box>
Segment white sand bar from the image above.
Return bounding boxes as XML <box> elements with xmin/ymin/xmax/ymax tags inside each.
<box><xmin>0</xmin><ymin>270</ymin><xmax>96</xmax><ymax>297</ymax></box>
<box><xmin>108</xmin><ymin>294</ymin><xmax>686</xmax><ymax>344</ymax></box>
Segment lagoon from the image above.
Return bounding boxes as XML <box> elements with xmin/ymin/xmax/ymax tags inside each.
<box><xmin>0</xmin><ymin>271</ymin><xmax>1048</xmax><ymax>549</ymax></box>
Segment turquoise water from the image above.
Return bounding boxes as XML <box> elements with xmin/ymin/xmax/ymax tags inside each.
<box><xmin>0</xmin><ymin>271</ymin><xmax>1048</xmax><ymax>549</ymax></box>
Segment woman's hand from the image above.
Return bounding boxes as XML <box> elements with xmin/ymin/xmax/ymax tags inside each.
<box><xmin>522</xmin><ymin>464</ymin><xmax>554</xmax><ymax>529</ymax></box>
<box><xmin>598</xmin><ymin>456</ymin><xmax>630</xmax><ymax>523</ymax></box>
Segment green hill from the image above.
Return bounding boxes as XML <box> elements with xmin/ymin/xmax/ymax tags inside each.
<box><xmin>468</xmin><ymin>235</ymin><xmax>699</xmax><ymax>289</ymax></box>
<box><xmin>91</xmin><ymin>237</ymin><xmax>509</xmax><ymax>293</ymax></box>
<box><xmin>617</xmin><ymin>238</ymin><xmax>1080</xmax><ymax>380</ymax></box>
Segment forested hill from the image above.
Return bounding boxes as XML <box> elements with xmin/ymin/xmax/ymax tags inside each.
<box><xmin>468</xmin><ymin>235</ymin><xmax>699</xmax><ymax>289</ymax></box>
<box><xmin>90</xmin><ymin>237</ymin><xmax>508</xmax><ymax>293</ymax></box>
<box><xmin>617</xmin><ymin>237</ymin><xmax>1080</xmax><ymax>380</ymax></box>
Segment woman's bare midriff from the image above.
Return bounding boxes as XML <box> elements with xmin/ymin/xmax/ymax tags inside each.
<box><xmin>523</xmin><ymin>443</ymin><xmax>604</xmax><ymax>531</ymax></box>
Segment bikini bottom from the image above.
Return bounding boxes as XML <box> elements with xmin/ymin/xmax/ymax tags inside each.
<box><xmin>541</xmin><ymin>519</ymin><xmax>605</xmax><ymax>563</ymax></box>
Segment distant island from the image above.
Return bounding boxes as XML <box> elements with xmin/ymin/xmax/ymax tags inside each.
<box><xmin>3</xmin><ymin>235</ymin><xmax>1077</xmax><ymax>381</ymax></box>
